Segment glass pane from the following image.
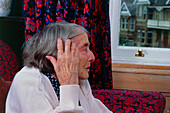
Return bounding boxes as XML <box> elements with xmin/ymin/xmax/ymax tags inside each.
<box><xmin>119</xmin><ymin>0</ymin><xmax>170</xmax><ymax>48</ymax></box>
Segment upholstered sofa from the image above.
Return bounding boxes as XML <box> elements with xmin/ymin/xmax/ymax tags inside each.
<box><xmin>92</xmin><ymin>89</ymin><xmax>166</xmax><ymax>113</ymax></box>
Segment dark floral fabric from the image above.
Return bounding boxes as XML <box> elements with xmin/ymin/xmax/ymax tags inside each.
<box><xmin>43</xmin><ymin>72</ymin><xmax>60</xmax><ymax>100</ymax></box>
<box><xmin>92</xmin><ymin>89</ymin><xmax>166</xmax><ymax>113</ymax></box>
<box><xmin>24</xmin><ymin>0</ymin><xmax>112</xmax><ymax>89</ymax></box>
<box><xmin>0</xmin><ymin>40</ymin><xmax>19</xmax><ymax>81</ymax></box>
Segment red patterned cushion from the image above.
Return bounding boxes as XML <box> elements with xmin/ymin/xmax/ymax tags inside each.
<box><xmin>0</xmin><ymin>40</ymin><xmax>19</xmax><ymax>81</ymax></box>
<box><xmin>92</xmin><ymin>89</ymin><xmax>165</xmax><ymax>113</ymax></box>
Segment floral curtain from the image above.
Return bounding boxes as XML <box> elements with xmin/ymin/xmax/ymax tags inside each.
<box><xmin>24</xmin><ymin>0</ymin><xmax>112</xmax><ymax>89</ymax></box>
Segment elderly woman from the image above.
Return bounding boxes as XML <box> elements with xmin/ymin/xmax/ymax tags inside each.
<box><xmin>6</xmin><ymin>22</ymin><xmax>112</xmax><ymax>113</ymax></box>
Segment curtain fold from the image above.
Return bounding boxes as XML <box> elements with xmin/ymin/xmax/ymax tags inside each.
<box><xmin>24</xmin><ymin>0</ymin><xmax>112</xmax><ymax>89</ymax></box>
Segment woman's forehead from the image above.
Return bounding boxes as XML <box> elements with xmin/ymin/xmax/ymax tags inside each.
<box><xmin>71</xmin><ymin>33</ymin><xmax>89</xmax><ymax>45</ymax></box>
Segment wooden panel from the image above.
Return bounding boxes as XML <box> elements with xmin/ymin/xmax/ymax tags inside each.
<box><xmin>164</xmin><ymin>97</ymin><xmax>170</xmax><ymax>113</ymax></box>
<box><xmin>112</xmin><ymin>72</ymin><xmax>170</xmax><ymax>93</ymax></box>
<box><xmin>112</xmin><ymin>63</ymin><xmax>170</xmax><ymax>70</ymax></box>
<box><xmin>112</xmin><ymin>63</ymin><xmax>170</xmax><ymax>112</ymax></box>
<box><xmin>113</xmin><ymin>67</ymin><xmax>170</xmax><ymax>75</ymax></box>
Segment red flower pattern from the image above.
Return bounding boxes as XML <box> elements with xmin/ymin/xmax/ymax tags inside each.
<box><xmin>0</xmin><ymin>40</ymin><xmax>19</xmax><ymax>81</ymax></box>
<box><xmin>92</xmin><ymin>89</ymin><xmax>166</xmax><ymax>113</ymax></box>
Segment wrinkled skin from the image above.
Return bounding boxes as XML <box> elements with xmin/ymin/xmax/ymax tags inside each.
<box><xmin>46</xmin><ymin>33</ymin><xmax>95</xmax><ymax>85</ymax></box>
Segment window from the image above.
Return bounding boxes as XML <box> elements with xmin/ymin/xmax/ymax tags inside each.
<box><xmin>136</xmin><ymin>30</ymin><xmax>145</xmax><ymax>46</ymax></box>
<box><xmin>153</xmin><ymin>10</ymin><xmax>157</xmax><ymax>20</ymax></box>
<box><xmin>141</xmin><ymin>30</ymin><xmax>145</xmax><ymax>44</ymax></box>
<box><xmin>147</xmin><ymin>31</ymin><xmax>153</xmax><ymax>46</ymax></box>
<box><xmin>129</xmin><ymin>18</ymin><xmax>135</xmax><ymax>30</ymax></box>
<box><xmin>121</xmin><ymin>18</ymin><xmax>125</xmax><ymax>30</ymax></box>
<box><xmin>143</xmin><ymin>6</ymin><xmax>147</xmax><ymax>19</ymax></box>
<box><xmin>121</xmin><ymin>17</ymin><xmax>128</xmax><ymax>30</ymax></box>
<box><xmin>110</xmin><ymin>0</ymin><xmax>170</xmax><ymax>66</ymax></box>
<box><xmin>137</xmin><ymin>30</ymin><xmax>141</xmax><ymax>46</ymax></box>
<box><xmin>148</xmin><ymin>8</ymin><xmax>153</xmax><ymax>19</ymax></box>
<box><xmin>138</xmin><ymin>6</ymin><xmax>142</xmax><ymax>19</ymax></box>
<box><xmin>165</xmin><ymin>9</ymin><xmax>170</xmax><ymax>21</ymax></box>
<box><xmin>138</xmin><ymin>5</ymin><xmax>147</xmax><ymax>20</ymax></box>
<box><xmin>124</xmin><ymin>17</ymin><xmax>128</xmax><ymax>30</ymax></box>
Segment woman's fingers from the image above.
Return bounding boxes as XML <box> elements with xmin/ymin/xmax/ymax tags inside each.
<box><xmin>65</xmin><ymin>39</ymin><xmax>71</xmax><ymax>58</ymax></box>
<box><xmin>71</xmin><ymin>42</ymin><xmax>76</xmax><ymax>55</ymax></box>
<box><xmin>46</xmin><ymin>38</ymin><xmax>79</xmax><ymax>85</ymax></box>
<box><xmin>57</xmin><ymin>38</ymin><xmax>63</xmax><ymax>50</ymax></box>
<box><xmin>46</xmin><ymin>56</ymin><xmax>58</xmax><ymax>68</ymax></box>
<box><xmin>57</xmin><ymin>38</ymin><xmax>64</xmax><ymax>58</ymax></box>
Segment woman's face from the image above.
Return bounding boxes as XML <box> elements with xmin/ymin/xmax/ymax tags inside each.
<box><xmin>72</xmin><ymin>33</ymin><xmax>95</xmax><ymax>81</ymax></box>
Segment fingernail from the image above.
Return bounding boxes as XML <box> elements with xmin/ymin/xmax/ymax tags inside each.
<box><xmin>46</xmin><ymin>56</ymin><xmax>51</xmax><ymax>60</ymax></box>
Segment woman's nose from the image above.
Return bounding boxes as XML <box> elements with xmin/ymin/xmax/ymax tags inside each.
<box><xmin>88</xmin><ymin>50</ymin><xmax>95</xmax><ymax>63</ymax></box>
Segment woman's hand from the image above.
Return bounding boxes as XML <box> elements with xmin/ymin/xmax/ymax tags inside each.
<box><xmin>46</xmin><ymin>38</ymin><xmax>79</xmax><ymax>85</ymax></box>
